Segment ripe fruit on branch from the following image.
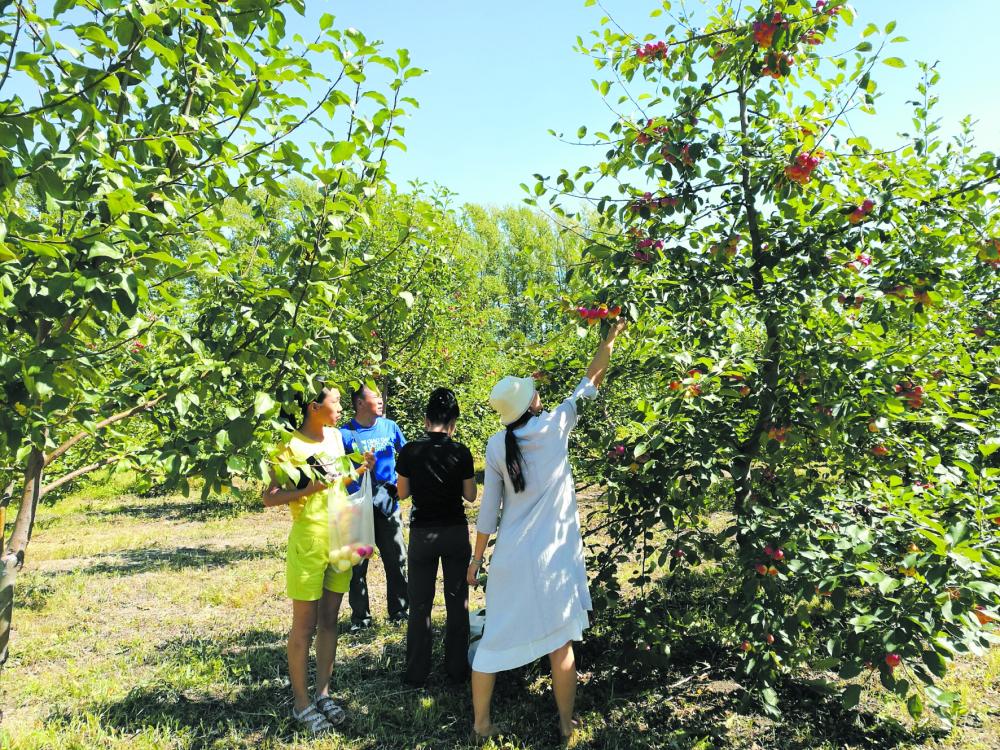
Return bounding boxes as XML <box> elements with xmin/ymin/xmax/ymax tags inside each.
<box><xmin>766</xmin><ymin>634</ymin><xmax>776</xmax><ymax>645</ymax></box>
<box><xmin>847</xmin><ymin>199</ymin><xmax>875</xmax><ymax>225</ymax></box>
<box><xmin>871</xmin><ymin>445</ymin><xmax>889</xmax><ymax>457</ymax></box>
<box><xmin>767</xmin><ymin>426</ymin><xmax>789</xmax><ymax>443</ymax></box>
<box><xmin>740</xmin><ymin>640</ymin><xmax>752</xmax><ymax>653</ymax></box>
<box><xmin>785</xmin><ymin>151</ymin><xmax>823</xmax><ymax>185</ymax></box>
<box><xmin>752</xmin><ymin>14</ymin><xmax>785</xmax><ymax>48</ymax></box>
<box><xmin>755</xmin><ymin>563</ymin><xmax>768</xmax><ymax>575</ymax></box>
<box><xmin>636</xmin><ymin>40</ymin><xmax>669</xmax><ymax>61</ymax></box>
<box><xmin>885</xmin><ymin>653</ymin><xmax>901</xmax><ymax>669</ymax></box>
<box><xmin>575</xmin><ymin>304</ymin><xmax>623</xmax><ymax>323</ymax></box>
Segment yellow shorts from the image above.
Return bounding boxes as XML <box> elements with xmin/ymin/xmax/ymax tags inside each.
<box><xmin>286</xmin><ymin>526</ymin><xmax>352</xmax><ymax>601</ymax></box>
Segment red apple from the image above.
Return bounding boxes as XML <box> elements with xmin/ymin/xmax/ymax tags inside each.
<box><xmin>885</xmin><ymin>653</ymin><xmax>901</xmax><ymax>669</ymax></box>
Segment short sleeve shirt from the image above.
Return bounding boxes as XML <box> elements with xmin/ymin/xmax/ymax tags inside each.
<box><xmin>396</xmin><ymin>432</ymin><xmax>475</xmax><ymax>527</ymax></box>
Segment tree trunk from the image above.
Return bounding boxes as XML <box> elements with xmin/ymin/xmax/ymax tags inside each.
<box><xmin>5</xmin><ymin>446</ymin><xmax>45</xmax><ymax>568</ymax></box>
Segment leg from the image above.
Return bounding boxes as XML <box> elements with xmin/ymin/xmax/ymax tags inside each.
<box><xmin>375</xmin><ymin>509</ymin><xmax>409</xmax><ymax>621</ymax></box>
<box><xmin>405</xmin><ymin>528</ymin><xmax>437</xmax><ymax>685</ymax></box>
<box><xmin>471</xmin><ymin>670</ymin><xmax>498</xmax><ymax>735</ymax></box>
<box><xmin>441</xmin><ymin>526</ymin><xmax>471</xmax><ymax>682</ymax></box>
<box><xmin>314</xmin><ymin>589</ymin><xmax>344</xmax><ymax>696</ymax></box>
<box><xmin>549</xmin><ymin>641</ymin><xmax>578</xmax><ymax>738</ymax></box>
<box><xmin>348</xmin><ymin>555</ymin><xmax>371</xmax><ymax>627</ymax></box>
<box><xmin>288</xmin><ymin>599</ymin><xmax>319</xmax><ymax>712</ymax></box>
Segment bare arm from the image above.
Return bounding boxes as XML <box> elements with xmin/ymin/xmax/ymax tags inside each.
<box><xmin>396</xmin><ymin>474</ymin><xmax>410</xmax><ymax>501</ymax></box>
<box><xmin>585</xmin><ymin>318</ymin><xmax>627</xmax><ymax>389</ymax></box>
<box><xmin>462</xmin><ymin>477</ymin><xmax>477</xmax><ymax>503</ymax></box>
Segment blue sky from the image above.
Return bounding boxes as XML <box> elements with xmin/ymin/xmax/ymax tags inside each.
<box><xmin>288</xmin><ymin>0</ymin><xmax>1000</xmax><ymax>207</ymax></box>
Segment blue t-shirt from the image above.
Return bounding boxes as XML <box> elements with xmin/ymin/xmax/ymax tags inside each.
<box><xmin>341</xmin><ymin>417</ymin><xmax>407</xmax><ymax>515</ymax></box>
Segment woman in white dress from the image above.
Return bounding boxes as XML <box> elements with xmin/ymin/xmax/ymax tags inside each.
<box><xmin>467</xmin><ymin>320</ymin><xmax>626</xmax><ymax>742</ymax></box>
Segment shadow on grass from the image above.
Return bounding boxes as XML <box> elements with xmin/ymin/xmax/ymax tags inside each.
<box><xmin>86</xmin><ymin>495</ymin><xmax>263</xmax><ymax>523</ymax></box>
<box><xmin>75</xmin><ymin>544</ymin><xmax>274</xmax><ymax>576</ymax></box>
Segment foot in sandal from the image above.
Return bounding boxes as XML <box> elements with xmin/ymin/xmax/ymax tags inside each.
<box><xmin>314</xmin><ymin>695</ymin><xmax>347</xmax><ymax>726</ymax></box>
<box><xmin>291</xmin><ymin>703</ymin><xmax>335</xmax><ymax>735</ymax></box>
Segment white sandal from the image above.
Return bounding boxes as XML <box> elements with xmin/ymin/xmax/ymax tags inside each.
<box><xmin>315</xmin><ymin>695</ymin><xmax>347</xmax><ymax>726</ymax></box>
<box><xmin>292</xmin><ymin>703</ymin><xmax>335</xmax><ymax>735</ymax></box>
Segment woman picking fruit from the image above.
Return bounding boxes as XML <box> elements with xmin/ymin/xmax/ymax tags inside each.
<box><xmin>262</xmin><ymin>385</ymin><xmax>374</xmax><ymax>736</ymax></box>
<box><xmin>468</xmin><ymin>318</ymin><xmax>627</xmax><ymax>743</ymax></box>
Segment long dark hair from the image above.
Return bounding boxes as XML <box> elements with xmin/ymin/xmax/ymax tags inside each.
<box><xmin>505</xmin><ymin>409</ymin><xmax>533</xmax><ymax>493</ymax></box>
<box><xmin>426</xmin><ymin>387</ymin><xmax>460</xmax><ymax>425</ymax></box>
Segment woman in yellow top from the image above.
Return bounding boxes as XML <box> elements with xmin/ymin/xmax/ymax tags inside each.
<box><xmin>263</xmin><ymin>385</ymin><xmax>373</xmax><ymax>736</ymax></box>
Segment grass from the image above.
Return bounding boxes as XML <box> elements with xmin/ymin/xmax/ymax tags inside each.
<box><xmin>0</xmin><ymin>481</ymin><xmax>997</xmax><ymax>750</ymax></box>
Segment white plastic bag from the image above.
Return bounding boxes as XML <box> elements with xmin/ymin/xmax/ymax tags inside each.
<box><xmin>327</xmin><ymin>471</ymin><xmax>376</xmax><ymax>572</ymax></box>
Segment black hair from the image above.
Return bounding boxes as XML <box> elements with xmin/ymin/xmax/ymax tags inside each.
<box><xmin>426</xmin><ymin>387</ymin><xmax>460</xmax><ymax>425</ymax></box>
<box><xmin>505</xmin><ymin>409</ymin><xmax>533</xmax><ymax>493</ymax></box>
<box><xmin>283</xmin><ymin>386</ymin><xmax>335</xmax><ymax>430</ymax></box>
<box><xmin>351</xmin><ymin>383</ymin><xmax>375</xmax><ymax>410</ymax></box>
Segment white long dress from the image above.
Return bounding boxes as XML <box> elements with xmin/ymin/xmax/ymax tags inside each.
<box><xmin>472</xmin><ymin>376</ymin><xmax>597</xmax><ymax>673</ymax></box>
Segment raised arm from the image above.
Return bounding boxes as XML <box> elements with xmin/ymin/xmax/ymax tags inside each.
<box><xmin>584</xmin><ymin>318</ymin><xmax>627</xmax><ymax>389</ymax></box>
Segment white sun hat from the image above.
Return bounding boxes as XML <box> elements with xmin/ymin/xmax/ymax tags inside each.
<box><xmin>489</xmin><ymin>376</ymin><xmax>537</xmax><ymax>425</ymax></box>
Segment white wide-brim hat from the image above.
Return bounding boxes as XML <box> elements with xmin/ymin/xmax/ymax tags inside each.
<box><xmin>489</xmin><ymin>376</ymin><xmax>536</xmax><ymax>425</ymax></box>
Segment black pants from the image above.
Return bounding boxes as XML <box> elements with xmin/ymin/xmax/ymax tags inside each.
<box><xmin>349</xmin><ymin>509</ymin><xmax>409</xmax><ymax>624</ymax></box>
<box><xmin>405</xmin><ymin>525</ymin><xmax>471</xmax><ymax>684</ymax></box>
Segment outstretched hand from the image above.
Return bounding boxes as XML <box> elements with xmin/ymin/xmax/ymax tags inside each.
<box><xmin>605</xmin><ymin>317</ymin><xmax>628</xmax><ymax>342</ymax></box>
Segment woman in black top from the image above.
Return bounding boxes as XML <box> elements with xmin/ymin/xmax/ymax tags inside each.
<box><xmin>396</xmin><ymin>388</ymin><xmax>477</xmax><ymax>686</ymax></box>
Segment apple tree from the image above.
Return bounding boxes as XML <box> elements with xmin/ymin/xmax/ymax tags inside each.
<box><xmin>0</xmin><ymin>0</ymin><xmax>421</xmax><ymax>663</ymax></box>
<box><xmin>531</xmin><ymin>0</ymin><xmax>1000</xmax><ymax>720</ymax></box>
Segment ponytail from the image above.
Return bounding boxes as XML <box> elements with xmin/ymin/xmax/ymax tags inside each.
<box><xmin>504</xmin><ymin>410</ymin><xmax>533</xmax><ymax>493</ymax></box>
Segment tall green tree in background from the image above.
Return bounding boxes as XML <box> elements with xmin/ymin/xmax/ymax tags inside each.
<box><xmin>531</xmin><ymin>0</ymin><xmax>1000</xmax><ymax>721</ymax></box>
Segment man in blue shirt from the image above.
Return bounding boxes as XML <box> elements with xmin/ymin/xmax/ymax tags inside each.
<box><xmin>341</xmin><ymin>384</ymin><xmax>409</xmax><ymax>630</ymax></box>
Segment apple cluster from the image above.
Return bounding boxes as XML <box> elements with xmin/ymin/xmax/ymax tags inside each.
<box><xmin>576</xmin><ymin>304</ymin><xmax>622</xmax><ymax>325</ymax></box>
<box><xmin>894</xmin><ymin>381</ymin><xmax>924</xmax><ymax>409</ymax></box>
<box><xmin>784</xmin><ymin>151</ymin><xmax>823</xmax><ymax>185</ymax></box>
<box><xmin>752</xmin><ymin>13</ymin><xmax>786</xmax><ymax>48</ymax></box>
<box><xmin>753</xmin><ymin>544</ymin><xmax>785</xmax><ymax>576</ymax></box>
<box><xmin>328</xmin><ymin>543</ymin><xmax>375</xmax><ymax>572</ymax></box>
<box><xmin>767</xmin><ymin>426</ymin><xmax>790</xmax><ymax>443</ymax></box>
<box><xmin>847</xmin><ymin>199</ymin><xmax>876</xmax><ymax>225</ymax></box>
<box><xmin>628</xmin><ymin>191</ymin><xmax>680</xmax><ymax>213</ymax></box>
<box><xmin>762</xmin><ymin>52</ymin><xmax>795</xmax><ymax>79</ymax></box>
<box><xmin>846</xmin><ymin>252</ymin><xmax>873</xmax><ymax>273</ymax></box>
<box><xmin>635</xmin><ymin>40</ymin><xmax>668</xmax><ymax>62</ymax></box>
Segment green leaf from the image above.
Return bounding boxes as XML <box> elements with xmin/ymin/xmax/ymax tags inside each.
<box><xmin>883</xmin><ymin>57</ymin><xmax>906</xmax><ymax>68</ymax></box>
<box><xmin>254</xmin><ymin>392</ymin><xmax>275</xmax><ymax>416</ymax></box>
<box><xmin>329</xmin><ymin>141</ymin><xmax>356</xmax><ymax>163</ymax></box>
<box><xmin>842</xmin><ymin>684</ymin><xmax>862</xmax><ymax>710</ymax></box>
<box><xmin>922</xmin><ymin>649</ymin><xmax>947</xmax><ymax>679</ymax></box>
<box><xmin>907</xmin><ymin>694</ymin><xmax>924</xmax><ymax>719</ymax></box>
